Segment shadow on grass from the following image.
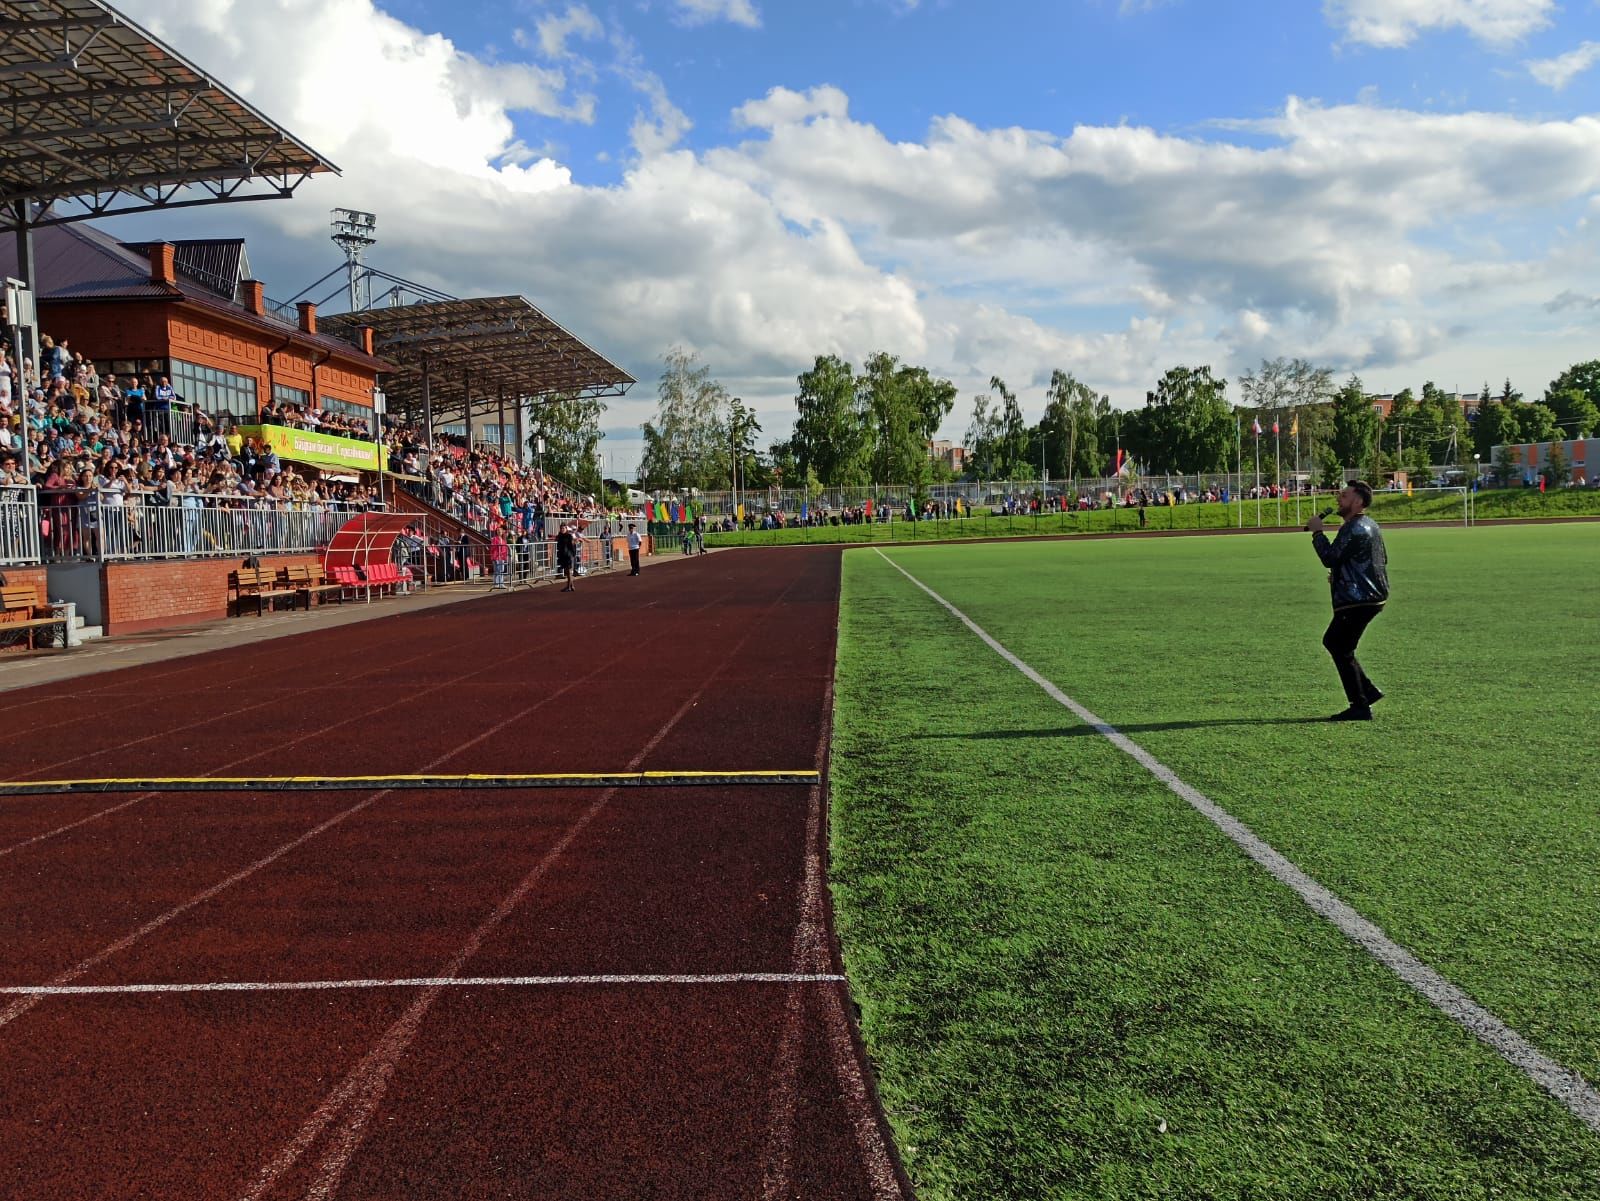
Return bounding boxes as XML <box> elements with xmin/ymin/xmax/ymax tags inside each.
<box><xmin>916</xmin><ymin>716</ymin><xmax>1328</xmax><ymax>739</ymax></box>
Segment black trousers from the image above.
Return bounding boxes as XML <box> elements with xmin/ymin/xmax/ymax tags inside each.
<box><xmin>629</xmin><ymin>548</ymin><xmax>640</xmax><ymax>574</ymax></box>
<box><xmin>1323</xmin><ymin>605</ymin><xmax>1382</xmax><ymax>706</ymax></box>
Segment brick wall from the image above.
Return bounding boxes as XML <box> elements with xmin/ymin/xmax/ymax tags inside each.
<box><xmin>101</xmin><ymin>554</ymin><xmax>321</xmax><ymax>636</ymax></box>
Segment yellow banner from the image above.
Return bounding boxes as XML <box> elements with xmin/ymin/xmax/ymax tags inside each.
<box><xmin>239</xmin><ymin>425</ymin><xmax>379</xmax><ymax>473</ymax></box>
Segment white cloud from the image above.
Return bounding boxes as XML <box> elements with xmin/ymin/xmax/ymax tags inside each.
<box><xmin>1527</xmin><ymin>41</ymin><xmax>1600</xmax><ymax>89</ymax></box>
<box><xmin>672</xmin><ymin>0</ymin><xmax>761</xmax><ymax>29</ymax></box>
<box><xmin>733</xmin><ymin>85</ymin><xmax>849</xmax><ymax>130</ymax></box>
<box><xmin>1326</xmin><ymin>0</ymin><xmax>1555</xmax><ymax>48</ymax></box>
<box><xmin>530</xmin><ymin>4</ymin><xmax>604</xmax><ymax>59</ymax></box>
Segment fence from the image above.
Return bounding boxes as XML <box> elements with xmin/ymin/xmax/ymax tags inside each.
<box><xmin>1</xmin><ymin>486</ymin><xmax>41</xmax><ymax>567</ymax></box>
<box><xmin>33</xmin><ymin>493</ymin><xmax>379</xmax><ymax>564</ymax></box>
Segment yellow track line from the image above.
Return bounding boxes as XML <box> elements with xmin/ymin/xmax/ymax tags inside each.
<box><xmin>0</xmin><ymin>771</ymin><xmax>821</xmax><ymax>796</ymax></box>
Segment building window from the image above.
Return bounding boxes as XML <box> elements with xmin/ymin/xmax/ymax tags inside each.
<box><xmin>272</xmin><ymin>383</ymin><xmax>310</xmax><ymax>409</ymax></box>
<box><xmin>171</xmin><ymin>358</ymin><xmax>257</xmax><ymax>426</ymax></box>
<box><xmin>320</xmin><ymin>396</ymin><xmax>374</xmax><ymax>436</ymax></box>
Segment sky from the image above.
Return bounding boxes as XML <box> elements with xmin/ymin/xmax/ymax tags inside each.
<box><xmin>111</xmin><ymin>0</ymin><xmax>1600</xmax><ymax>479</ymax></box>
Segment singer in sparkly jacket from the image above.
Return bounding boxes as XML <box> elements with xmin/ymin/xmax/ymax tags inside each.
<box><xmin>1306</xmin><ymin>481</ymin><xmax>1389</xmax><ymax>721</ymax></box>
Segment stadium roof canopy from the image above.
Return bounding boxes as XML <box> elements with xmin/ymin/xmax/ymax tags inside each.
<box><xmin>321</xmin><ymin>296</ymin><xmax>635</xmax><ymax>419</ymax></box>
<box><xmin>0</xmin><ymin>0</ymin><xmax>336</xmax><ymax>232</ymax></box>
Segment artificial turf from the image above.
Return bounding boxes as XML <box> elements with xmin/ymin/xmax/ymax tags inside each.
<box><xmin>828</xmin><ymin>525</ymin><xmax>1600</xmax><ymax>1199</ymax></box>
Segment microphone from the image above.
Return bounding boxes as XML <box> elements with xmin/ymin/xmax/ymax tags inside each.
<box><xmin>1305</xmin><ymin>507</ymin><xmax>1333</xmax><ymax>531</ymax></box>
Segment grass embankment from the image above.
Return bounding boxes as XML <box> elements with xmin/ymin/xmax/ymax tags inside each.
<box><xmin>702</xmin><ymin>487</ymin><xmax>1600</xmax><ymax>548</ymax></box>
<box><xmin>830</xmin><ymin>527</ymin><xmax>1600</xmax><ymax>1200</ymax></box>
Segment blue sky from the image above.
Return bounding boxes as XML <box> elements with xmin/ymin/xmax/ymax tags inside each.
<box><xmin>120</xmin><ymin>0</ymin><xmax>1600</xmax><ymax>476</ymax></box>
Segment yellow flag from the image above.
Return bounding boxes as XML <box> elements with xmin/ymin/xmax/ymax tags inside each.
<box><xmin>1290</xmin><ymin>413</ymin><xmax>1299</xmax><ymax>437</ymax></box>
<box><xmin>736</xmin><ymin>502</ymin><xmax>745</xmax><ymax>522</ymax></box>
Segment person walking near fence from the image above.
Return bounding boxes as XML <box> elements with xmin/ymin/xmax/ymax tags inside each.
<box><xmin>557</xmin><ymin>522</ymin><xmax>578</xmax><ymax>592</ymax></box>
<box><xmin>490</xmin><ymin>527</ymin><xmax>509</xmax><ymax>589</ymax></box>
<box><xmin>627</xmin><ymin>523</ymin><xmax>642</xmax><ymax>576</ymax></box>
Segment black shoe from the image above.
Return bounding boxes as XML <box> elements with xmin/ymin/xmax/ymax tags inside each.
<box><xmin>1363</xmin><ymin>686</ymin><xmax>1384</xmax><ymax>706</ymax></box>
<box><xmin>1328</xmin><ymin>706</ymin><xmax>1373</xmax><ymax>722</ymax></box>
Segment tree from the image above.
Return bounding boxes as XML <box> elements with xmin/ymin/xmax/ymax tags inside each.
<box><xmin>1544</xmin><ymin>441</ymin><xmax>1571</xmax><ymax>487</ymax></box>
<box><xmin>1317</xmin><ymin>448</ymin><xmax>1344</xmax><ymax>489</ymax></box>
<box><xmin>987</xmin><ymin>376</ymin><xmax>1029</xmax><ymax>479</ymax></box>
<box><xmin>1546</xmin><ymin>387</ymin><xmax>1599</xmax><ymax>439</ymax></box>
<box><xmin>1042</xmin><ymin>370</ymin><xmax>1104</xmax><ymax>479</ymax></box>
<box><xmin>1331</xmin><ymin>374</ymin><xmax>1379</xmax><ymax>469</ymax></box>
<box><xmin>1544</xmin><ymin>360</ymin><xmax>1600</xmax><ymax>430</ymax></box>
<box><xmin>728</xmin><ymin>396</ymin><xmax>766</xmax><ymax>490</ymax></box>
<box><xmin>529</xmin><ymin>393</ymin><xmax>606</xmax><ymax>497</ymax></box>
<box><xmin>1473</xmin><ymin>395</ymin><xmax>1519</xmax><ymax>460</ymax></box>
<box><xmin>1516</xmin><ymin>403</ymin><xmax>1560</xmax><ymax>444</ymax></box>
<box><xmin>639</xmin><ymin>347</ymin><xmax>731</xmax><ymax>491</ymax></box>
<box><xmin>1493</xmin><ymin>442</ymin><xmax>1524</xmax><ymax>485</ymax></box>
<box><xmin>964</xmin><ymin>393</ymin><xmax>1002</xmax><ymax>480</ymax></box>
<box><xmin>1134</xmin><ymin>365</ymin><xmax>1233</xmax><ymax>474</ymax></box>
<box><xmin>791</xmin><ymin>354</ymin><xmax>866</xmax><ymax>487</ymax></box>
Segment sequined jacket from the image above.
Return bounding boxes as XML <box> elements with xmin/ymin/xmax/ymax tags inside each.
<box><xmin>1312</xmin><ymin>514</ymin><xmax>1389</xmax><ymax>609</ymax></box>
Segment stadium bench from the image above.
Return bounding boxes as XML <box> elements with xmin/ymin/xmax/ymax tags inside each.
<box><xmin>330</xmin><ymin>564</ymin><xmax>370</xmax><ymax>603</ymax></box>
<box><xmin>285</xmin><ymin>564</ymin><xmax>343</xmax><ymax>607</ymax></box>
<box><xmin>0</xmin><ymin>586</ymin><xmax>70</xmax><ymax>650</ymax></box>
<box><xmin>229</xmin><ymin>566</ymin><xmax>299</xmax><ymax>616</ymax></box>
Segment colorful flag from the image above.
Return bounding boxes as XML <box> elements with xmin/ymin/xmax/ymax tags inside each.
<box><xmin>736</xmin><ymin>502</ymin><xmax>745</xmax><ymax>522</ymax></box>
<box><xmin>1272</xmin><ymin>420</ymin><xmax>1280</xmax><ymax>437</ymax></box>
<box><xmin>864</xmin><ymin>498</ymin><xmax>874</xmax><ymax>516</ymax></box>
<box><xmin>1539</xmin><ymin>475</ymin><xmax>1546</xmax><ymax>493</ymax></box>
<box><xmin>655</xmin><ymin>501</ymin><xmax>669</xmax><ymax>523</ymax></box>
<box><xmin>1290</xmin><ymin>413</ymin><xmax>1299</xmax><ymax>437</ymax></box>
<box><xmin>676</xmin><ymin>503</ymin><xmax>686</xmax><ymax>523</ymax></box>
<box><xmin>1251</xmin><ymin>418</ymin><xmax>1263</xmax><ymax>437</ymax></box>
<box><xmin>800</xmin><ymin>501</ymin><xmax>808</xmax><ymax>520</ymax></box>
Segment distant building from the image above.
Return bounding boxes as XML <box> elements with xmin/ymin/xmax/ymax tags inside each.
<box><xmin>928</xmin><ymin>439</ymin><xmax>965</xmax><ymax>472</ymax></box>
<box><xmin>1491</xmin><ymin>438</ymin><xmax>1590</xmax><ymax>486</ymax></box>
<box><xmin>1367</xmin><ymin>392</ymin><xmax>1497</xmax><ymax>420</ymax></box>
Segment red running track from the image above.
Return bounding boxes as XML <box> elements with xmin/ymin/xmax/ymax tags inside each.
<box><xmin>0</xmin><ymin>549</ymin><xmax>911</xmax><ymax>1201</ymax></box>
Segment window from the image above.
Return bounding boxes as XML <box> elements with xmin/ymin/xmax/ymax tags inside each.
<box><xmin>320</xmin><ymin>396</ymin><xmax>374</xmax><ymax>436</ymax></box>
<box><xmin>272</xmin><ymin>383</ymin><xmax>309</xmax><ymax>408</ymax></box>
<box><xmin>171</xmin><ymin>359</ymin><xmax>257</xmax><ymax>425</ymax></box>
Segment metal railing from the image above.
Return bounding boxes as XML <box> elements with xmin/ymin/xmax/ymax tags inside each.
<box><xmin>1</xmin><ymin>486</ymin><xmax>41</xmax><ymax>567</ymax></box>
<box><xmin>34</xmin><ymin>492</ymin><xmax>381</xmax><ymax>563</ymax></box>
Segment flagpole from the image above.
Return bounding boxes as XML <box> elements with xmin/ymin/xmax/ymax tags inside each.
<box><xmin>1236</xmin><ymin>417</ymin><xmax>1243</xmax><ymax>529</ymax></box>
<box><xmin>1275</xmin><ymin>420</ymin><xmax>1282</xmax><ymax>527</ymax></box>
<box><xmin>1254</xmin><ymin>428</ymin><xmax>1261</xmax><ymax>528</ymax></box>
<box><xmin>1294</xmin><ymin>410</ymin><xmax>1301</xmax><ymax>527</ymax></box>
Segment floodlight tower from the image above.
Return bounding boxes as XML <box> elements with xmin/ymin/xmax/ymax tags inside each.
<box><xmin>330</xmin><ymin>208</ymin><xmax>378</xmax><ymax>311</ymax></box>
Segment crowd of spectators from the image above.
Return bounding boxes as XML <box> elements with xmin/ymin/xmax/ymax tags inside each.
<box><xmin>1</xmin><ymin>337</ymin><xmax>385</xmax><ymax>561</ymax></box>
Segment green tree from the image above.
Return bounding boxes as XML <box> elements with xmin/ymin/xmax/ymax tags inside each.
<box><xmin>1544</xmin><ymin>360</ymin><xmax>1600</xmax><ymax>432</ymax></box>
<box><xmin>727</xmin><ymin>396</ymin><xmax>766</xmax><ymax>490</ymax></box>
<box><xmin>964</xmin><ymin>393</ymin><xmax>1002</xmax><ymax>480</ymax></box>
<box><xmin>1545</xmin><ymin>387</ymin><xmax>1599</xmax><ymax>439</ymax></box>
<box><xmin>1133</xmin><ymin>365</ymin><xmax>1232</xmax><ymax>474</ymax></box>
<box><xmin>1517</xmin><ymin>403</ymin><xmax>1560</xmax><ymax>444</ymax></box>
<box><xmin>1317</xmin><ymin>447</ymin><xmax>1344</xmax><ymax>489</ymax></box>
<box><xmin>529</xmin><ymin>393</ymin><xmax>606</xmax><ymax>497</ymax></box>
<box><xmin>987</xmin><ymin>376</ymin><xmax>1029</xmax><ymax>479</ymax></box>
<box><xmin>1493</xmin><ymin>442</ymin><xmax>1524</xmax><ymax>485</ymax></box>
<box><xmin>639</xmin><ymin>347</ymin><xmax>731</xmax><ymax>491</ymax></box>
<box><xmin>1544</xmin><ymin>441</ymin><xmax>1571</xmax><ymax>487</ymax></box>
<box><xmin>1331</xmin><ymin>375</ymin><xmax>1379</xmax><ymax>469</ymax></box>
<box><xmin>1040</xmin><ymin>370</ymin><xmax>1103</xmax><ymax>479</ymax></box>
<box><xmin>791</xmin><ymin>354</ymin><xmax>866</xmax><ymax>487</ymax></box>
<box><xmin>1473</xmin><ymin>395</ymin><xmax>1519</xmax><ymax>460</ymax></box>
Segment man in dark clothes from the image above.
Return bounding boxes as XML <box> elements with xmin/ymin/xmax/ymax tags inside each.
<box><xmin>1306</xmin><ymin>481</ymin><xmax>1389</xmax><ymax>722</ymax></box>
<box><xmin>556</xmin><ymin>522</ymin><xmax>579</xmax><ymax>592</ymax></box>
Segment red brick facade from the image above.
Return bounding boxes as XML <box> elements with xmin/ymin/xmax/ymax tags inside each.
<box><xmin>101</xmin><ymin>554</ymin><xmax>322</xmax><ymax>636</ymax></box>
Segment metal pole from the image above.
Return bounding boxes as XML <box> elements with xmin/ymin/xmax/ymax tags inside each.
<box><xmin>421</xmin><ymin>356</ymin><xmax>434</xmax><ymax>445</ymax></box>
<box><xmin>497</xmin><ymin>387</ymin><xmax>507</xmax><ymax>457</ymax></box>
<box><xmin>514</xmin><ymin>395</ymin><xmax>525</xmax><ymax>466</ymax></box>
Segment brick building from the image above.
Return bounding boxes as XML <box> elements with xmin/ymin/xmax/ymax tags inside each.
<box><xmin>1</xmin><ymin>220</ymin><xmax>387</xmax><ymax>430</ymax></box>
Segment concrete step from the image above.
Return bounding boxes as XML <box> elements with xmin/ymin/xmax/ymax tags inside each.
<box><xmin>77</xmin><ymin>625</ymin><xmax>103</xmax><ymax>641</ymax></box>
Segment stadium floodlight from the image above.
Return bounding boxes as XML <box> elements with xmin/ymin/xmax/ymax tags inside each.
<box><xmin>330</xmin><ymin>209</ymin><xmax>378</xmax><ymax>310</ymax></box>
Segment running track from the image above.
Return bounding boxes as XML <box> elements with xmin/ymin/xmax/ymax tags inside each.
<box><xmin>0</xmin><ymin>549</ymin><xmax>911</xmax><ymax>1200</ymax></box>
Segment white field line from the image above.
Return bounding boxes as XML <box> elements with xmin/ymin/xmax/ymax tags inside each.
<box><xmin>0</xmin><ymin>973</ymin><xmax>845</xmax><ymax>997</ymax></box>
<box><xmin>873</xmin><ymin>548</ymin><xmax>1600</xmax><ymax>1138</ymax></box>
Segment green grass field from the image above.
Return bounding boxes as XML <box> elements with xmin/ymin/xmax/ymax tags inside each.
<box><xmin>702</xmin><ymin>488</ymin><xmax>1600</xmax><ymax>549</ymax></box>
<box><xmin>828</xmin><ymin>525</ymin><xmax>1600</xmax><ymax>1199</ymax></box>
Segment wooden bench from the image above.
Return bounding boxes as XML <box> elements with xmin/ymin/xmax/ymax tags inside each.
<box><xmin>229</xmin><ymin>566</ymin><xmax>300</xmax><ymax>616</ymax></box>
<box><xmin>285</xmin><ymin>564</ymin><xmax>344</xmax><ymax>607</ymax></box>
<box><xmin>0</xmin><ymin>586</ymin><xmax>70</xmax><ymax>651</ymax></box>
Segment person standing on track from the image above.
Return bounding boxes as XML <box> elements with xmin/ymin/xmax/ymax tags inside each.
<box><xmin>557</xmin><ymin>521</ymin><xmax>578</xmax><ymax>592</ymax></box>
<box><xmin>627</xmin><ymin>523</ymin><xmax>642</xmax><ymax>576</ymax></box>
<box><xmin>1305</xmin><ymin>480</ymin><xmax>1389</xmax><ymax>722</ymax></box>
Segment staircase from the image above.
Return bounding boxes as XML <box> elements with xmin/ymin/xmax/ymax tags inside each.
<box><xmin>385</xmin><ymin>487</ymin><xmax>490</xmax><ymax>546</ymax></box>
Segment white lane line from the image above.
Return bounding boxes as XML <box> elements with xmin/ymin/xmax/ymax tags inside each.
<box><xmin>873</xmin><ymin>548</ymin><xmax>1600</xmax><ymax>1137</ymax></box>
<box><xmin>0</xmin><ymin>973</ymin><xmax>846</xmax><ymax>997</ymax></box>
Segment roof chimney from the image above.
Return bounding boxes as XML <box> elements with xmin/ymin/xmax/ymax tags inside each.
<box><xmin>241</xmin><ymin>279</ymin><xmax>265</xmax><ymax>316</ymax></box>
<box><xmin>361</xmin><ymin>326</ymin><xmax>375</xmax><ymax>356</ymax></box>
<box><xmin>296</xmin><ymin>301</ymin><xmax>318</xmax><ymax>335</ymax></box>
<box><xmin>147</xmin><ymin>242</ymin><xmax>176</xmax><ymax>286</ymax></box>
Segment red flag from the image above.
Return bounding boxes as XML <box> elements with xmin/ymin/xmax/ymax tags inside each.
<box><xmin>1272</xmin><ymin>420</ymin><xmax>1280</xmax><ymax>436</ymax></box>
<box><xmin>1115</xmin><ymin>448</ymin><xmax>1125</xmax><ymax>472</ymax></box>
<box><xmin>1539</xmin><ymin>475</ymin><xmax>1546</xmax><ymax>493</ymax></box>
<box><xmin>864</xmin><ymin>499</ymin><xmax>874</xmax><ymax>515</ymax></box>
<box><xmin>1251</xmin><ymin>418</ymin><xmax>1263</xmax><ymax>437</ymax></box>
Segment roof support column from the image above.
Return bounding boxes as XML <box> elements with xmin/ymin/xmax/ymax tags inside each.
<box><xmin>514</xmin><ymin>394</ymin><xmax>525</xmax><ymax>467</ymax></box>
<box><xmin>421</xmin><ymin>354</ymin><xmax>433</xmax><ymax>443</ymax></box>
<box><xmin>497</xmin><ymin>387</ymin><xmax>507</xmax><ymax>457</ymax></box>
